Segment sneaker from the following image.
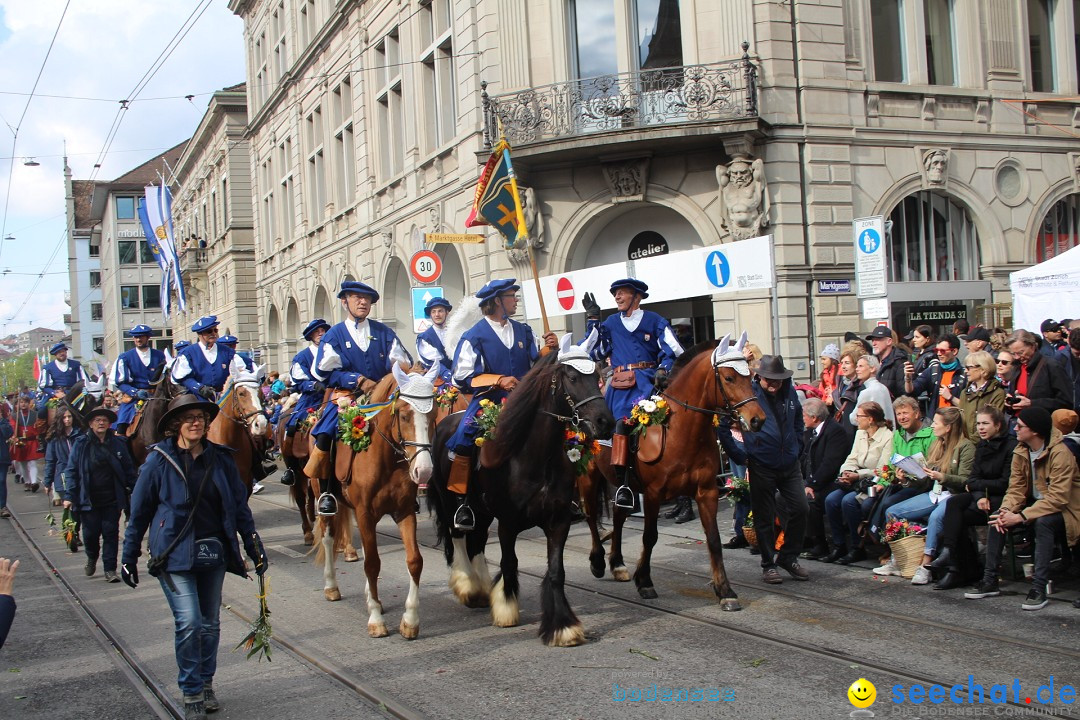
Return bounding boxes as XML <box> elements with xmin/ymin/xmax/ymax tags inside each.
<box><xmin>0</xmin><ymin>507</ymin><xmax>9</xmax><ymax>518</ymax></box>
<box><xmin>184</xmin><ymin>699</ymin><xmax>208</xmax><ymax>720</ymax></box>
<box><xmin>873</xmin><ymin>557</ymin><xmax>901</xmax><ymax>576</ymax></box>
<box><xmin>251</xmin><ymin>482</ymin><xmax>265</xmax><ymax>495</ymax></box>
<box><xmin>1021</xmin><ymin>587</ymin><xmax>1049</xmax><ymax>611</ymax></box>
<box><xmin>910</xmin><ymin>565</ymin><xmax>931</xmax><ymax>585</ymax></box>
<box><xmin>762</xmin><ymin>567</ymin><xmax>783</xmax><ymax>584</ymax></box>
<box><xmin>104</xmin><ymin>571</ymin><xmax>119</xmax><ymax>583</ymax></box>
<box><xmin>964</xmin><ymin>578</ymin><xmax>1001</xmax><ymax>599</ymax></box>
<box><xmin>203</xmin><ymin>686</ymin><xmax>220</xmax><ymax>713</ymax></box>
<box><xmin>84</xmin><ymin>557</ymin><xmax>97</xmax><ymax>577</ymax></box>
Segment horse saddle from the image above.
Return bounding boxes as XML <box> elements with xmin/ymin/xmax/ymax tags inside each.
<box><xmin>127</xmin><ymin>403</ymin><xmax>146</xmax><ymax>436</ymax></box>
<box><xmin>636</xmin><ymin>424</ymin><xmax>667</xmax><ymax>465</ymax></box>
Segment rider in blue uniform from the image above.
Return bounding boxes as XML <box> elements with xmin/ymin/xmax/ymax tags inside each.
<box><xmin>170</xmin><ymin>316</ymin><xmax>248</xmax><ymax>399</ymax></box>
<box><xmin>113</xmin><ymin>324</ymin><xmax>166</xmax><ymax>435</ymax></box>
<box><xmin>415</xmin><ymin>296</ymin><xmax>453</xmax><ymax>383</ymax></box>
<box><xmin>217</xmin><ymin>335</ymin><xmax>255</xmax><ymax>372</ymax></box>
<box><xmin>278</xmin><ymin>318</ymin><xmax>330</xmax><ymax>487</ymax></box>
<box><xmin>303</xmin><ymin>281</ymin><xmax>411</xmax><ymax>516</ymax></box>
<box><xmin>38</xmin><ymin>342</ymin><xmax>89</xmax><ymax>410</ymax></box>
<box><xmin>582</xmin><ymin>278</ymin><xmax>683</xmax><ymax>509</ymax></box>
<box><xmin>446</xmin><ymin>279</ymin><xmax>557</xmax><ymax>530</ymax></box>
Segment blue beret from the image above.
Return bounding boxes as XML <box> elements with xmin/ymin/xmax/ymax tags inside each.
<box><xmin>475</xmin><ymin>278</ymin><xmax>520</xmax><ymax>302</ymax></box>
<box><xmin>609</xmin><ymin>278</ymin><xmax>649</xmax><ymax>298</ymax></box>
<box><xmin>218</xmin><ymin>335</ymin><xmax>238</xmax><ymax>345</ymax></box>
<box><xmin>423</xmin><ymin>297</ymin><xmax>453</xmax><ymax>316</ymax></box>
<box><xmin>302</xmin><ymin>318</ymin><xmax>331</xmax><ymax>340</ymax></box>
<box><xmin>337</xmin><ymin>280</ymin><xmax>380</xmax><ymax>302</ymax></box>
<box><xmin>174</xmin><ymin>340</ymin><xmax>191</xmax><ymax>351</ymax></box>
<box><xmin>49</xmin><ymin>342</ymin><xmax>69</xmax><ymax>355</ymax></box>
<box><xmin>191</xmin><ymin>315</ymin><xmax>220</xmax><ymax>333</ymax></box>
<box><xmin>127</xmin><ymin>324</ymin><xmax>153</xmax><ymax>337</ymax></box>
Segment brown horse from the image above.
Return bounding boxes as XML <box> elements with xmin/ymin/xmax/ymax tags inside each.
<box><xmin>315</xmin><ymin>362</ymin><xmax>440</xmax><ymax>639</ymax></box>
<box><xmin>274</xmin><ymin>404</ymin><xmax>317</xmax><ymax>546</ymax></box>
<box><xmin>579</xmin><ymin>332</ymin><xmax>765</xmax><ymax>611</ymax></box>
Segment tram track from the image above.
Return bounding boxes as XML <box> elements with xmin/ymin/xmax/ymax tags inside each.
<box><xmin>6</xmin><ymin>505</ymin><xmax>425</xmax><ymax>720</ymax></box>
<box><xmin>249</xmin><ymin>492</ymin><xmax>1074</xmax><ymax>718</ymax></box>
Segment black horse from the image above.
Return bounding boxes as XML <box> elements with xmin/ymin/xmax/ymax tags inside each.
<box><xmin>428</xmin><ymin>346</ymin><xmax>615</xmax><ymax>646</ymax></box>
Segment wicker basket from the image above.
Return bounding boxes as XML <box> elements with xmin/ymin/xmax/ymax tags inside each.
<box><xmin>742</xmin><ymin>526</ymin><xmax>758</xmax><ymax>548</ymax></box>
<box><xmin>888</xmin><ymin>535</ymin><xmax>927</xmax><ymax>578</ymax></box>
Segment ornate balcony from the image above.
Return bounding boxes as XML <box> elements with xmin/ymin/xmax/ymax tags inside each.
<box><xmin>482</xmin><ymin>44</ymin><xmax>759</xmax><ymax>151</ymax></box>
<box><xmin>180</xmin><ymin>247</ymin><xmax>208</xmax><ymax>274</ymax></box>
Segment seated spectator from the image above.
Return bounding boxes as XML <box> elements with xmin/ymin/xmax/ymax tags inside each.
<box><xmin>851</xmin><ymin>355</ymin><xmax>895</xmax><ymax>428</ymax></box>
<box><xmin>931</xmin><ymin>406</ymin><xmax>1017</xmax><ymax>590</ymax></box>
<box><xmin>1005</xmin><ymin>330</ymin><xmax>1072</xmax><ymax>415</ymax></box>
<box><xmin>800</xmin><ymin>397</ymin><xmax>849</xmax><ymax>560</ymax></box>
<box><xmin>954</xmin><ymin>350</ymin><xmax>1006</xmax><ymax>439</ymax></box>
<box><xmin>879</xmin><ymin>407</ymin><xmax>976</xmax><ymax>585</ymax></box>
<box><xmin>966</xmin><ymin>407</ymin><xmax>1080</xmax><ymax>610</ymax></box>
<box><xmin>904</xmin><ymin>335</ymin><xmax>967</xmax><ymax>418</ymax></box>
<box><xmin>823</xmin><ymin>401</ymin><xmax>894</xmax><ymax>564</ymax></box>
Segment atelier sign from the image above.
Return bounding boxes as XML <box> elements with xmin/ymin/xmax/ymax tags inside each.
<box><xmin>627</xmin><ymin>231</ymin><xmax>669</xmax><ymax>261</ymax></box>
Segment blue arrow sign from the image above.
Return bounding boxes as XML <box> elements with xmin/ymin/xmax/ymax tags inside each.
<box><xmin>412</xmin><ymin>286</ymin><xmax>443</xmax><ymax>332</ymax></box>
<box><xmin>705</xmin><ymin>250</ymin><xmax>731</xmax><ymax>288</ymax></box>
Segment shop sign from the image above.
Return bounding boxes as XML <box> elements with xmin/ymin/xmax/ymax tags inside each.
<box><xmin>817</xmin><ymin>279</ymin><xmax>851</xmax><ymax>294</ymax></box>
<box><xmin>907</xmin><ymin>305</ymin><xmax>967</xmax><ymax>323</ymax></box>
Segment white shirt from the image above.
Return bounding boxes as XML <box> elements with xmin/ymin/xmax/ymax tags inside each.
<box><xmin>171</xmin><ymin>341</ymin><xmax>248</xmax><ymax>382</ymax></box>
<box><xmin>417</xmin><ymin>325</ymin><xmax>448</xmax><ymax>366</ymax></box>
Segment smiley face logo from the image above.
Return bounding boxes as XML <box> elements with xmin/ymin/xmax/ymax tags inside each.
<box><xmin>848</xmin><ymin>678</ymin><xmax>876</xmax><ymax>708</ymax></box>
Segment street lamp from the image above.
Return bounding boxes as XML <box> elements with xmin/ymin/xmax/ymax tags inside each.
<box><xmin>22</xmin><ymin>158</ymin><xmax>39</xmax><ymax>167</ymax></box>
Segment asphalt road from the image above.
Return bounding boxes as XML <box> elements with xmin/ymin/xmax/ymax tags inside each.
<box><xmin>3</xmin><ymin>478</ymin><xmax>1079</xmax><ymax>720</ymax></box>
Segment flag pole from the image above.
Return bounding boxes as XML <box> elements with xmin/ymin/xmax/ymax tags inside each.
<box><xmin>501</xmin><ymin>130</ymin><xmax>550</xmax><ymax>335</ymax></box>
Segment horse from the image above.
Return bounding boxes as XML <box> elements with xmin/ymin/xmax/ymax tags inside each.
<box><xmin>206</xmin><ymin>370</ymin><xmax>268</xmax><ymax>494</ymax></box>
<box><xmin>578</xmin><ymin>332</ymin><xmax>766</xmax><ymax>611</ymax></box>
<box><xmin>427</xmin><ymin>334</ymin><xmax>615</xmax><ymax>646</ymax></box>
<box><xmin>274</xmin><ymin>402</ymin><xmax>318</xmax><ymax>546</ymax></box>
<box><xmin>314</xmin><ymin>362</ymin><xmax>440</xmax><ymax>640</ymax></box>
<box><xmin>130</xmin><ymin>364</ymin><xmax>181</xmax><ymax>466</ymax></box>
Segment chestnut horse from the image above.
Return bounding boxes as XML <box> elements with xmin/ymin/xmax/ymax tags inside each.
<box><xmin>274</xmin><ymin>404</ymin><xmax>317</xmax><ymax>546</ymax></box>
<box><xmin>579</xmin><ymin>332</ymin><xmax>765</xmax><ymax>611</ymax></box>
<box><xmin>315</xmin><ymin>363</ymin><xmax>440</xmax><ymax>639</ymax></box>
<box><xmin>427</xmin><ymin>335</ymin><xmax>616</xmax><ymax>646</ymax></box>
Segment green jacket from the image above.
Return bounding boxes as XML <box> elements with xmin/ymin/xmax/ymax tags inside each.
<box><xmin>892</xmin><ymin>424</ymin><xmax>934</xmax><ymax>459</ymax></box>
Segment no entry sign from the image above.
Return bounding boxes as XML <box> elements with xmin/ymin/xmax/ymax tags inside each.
<box><xmin>410</xmin><ymin>250</ymin><xmax>442</xmax><ymax>284</ymax></box>
<box><xmin>556</xmin><ymin>276</ymin><xmax>575</xmax><ymax>311</ymax></box>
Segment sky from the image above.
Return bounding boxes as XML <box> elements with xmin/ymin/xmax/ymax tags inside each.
<box><xmin>0</xmin><ymin>0</ymin><xmax>245</xmax><ymax>338</ymax></box>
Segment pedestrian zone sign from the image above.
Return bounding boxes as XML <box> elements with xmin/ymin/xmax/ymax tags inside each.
<box><xmin>412</xmin><ymin>286</ymin><xmax>443</xmax><ymax>333</ymax></box>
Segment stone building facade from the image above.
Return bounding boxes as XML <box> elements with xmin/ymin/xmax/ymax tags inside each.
<box><xmin>227</xmin><ymin>0</ymin><xmax>1080</xmax><ymax>380</ymax></box>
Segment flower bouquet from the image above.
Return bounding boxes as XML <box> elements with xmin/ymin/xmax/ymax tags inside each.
<box><xmin>435</xmin><ymin>384</ymin><xmax>460</xmax><ymax>410</ymax></box>
<box><xmin>337</xmin><ymin>402</ymin><xmax>373</xmax><ymax>452</ymax></box>
<box><xmin>473</xmin><ymin>398</ymin><xmax>503</xmax><ymax>447</ymax></box>
<box><xmin>882</xmin><ymin>519</ymin><xmax>926</xmax><ymax>578</ymax></box>
<box><xmin>724</xmin><ymin>474</ymin><xmax>750</xmax><ymax>502</ymax></box>
<box><xmin>297</xmin><ymin>407</ymin><xmax>318</xmax><ymax>432</ymax></box>
<box><xmin>626</xmin><ymin>395</ymin><xmax>670</xmax><ymax>437</ymax></box>
<box><xmin>564</xmin><ymin>426</ymin><xmax>600</xmax><ymax>477</ymax></box>
<box><xmin>61</xmin><ymin>507</ymin><xmax>79</xmax><ymax>552</ymax></box>
<box><xmin>235</xmin><ymin>574</ymin><xmax>272</xmax><ymax>662</ymax></box>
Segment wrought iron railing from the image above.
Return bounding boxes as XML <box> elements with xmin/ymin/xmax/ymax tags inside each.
<box><xmin>483</xmin><ymin>42</ymin><xmax>759</xmax><ymax>149</ymax></box>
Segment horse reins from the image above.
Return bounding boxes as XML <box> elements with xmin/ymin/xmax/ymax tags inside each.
<box><xmin>539</xmin><ymin>368</ymin><xmax>605</xmax><ymax>430</ymax></box>
<box><xmin>661</xmin><ymin>358</ymin><xmax>756</xmax><ymax>427</ymax></box>
<box><xmin>370</xmin><ymin>390</ymin><xmax>435</xmax><ymax>469</ymax></box>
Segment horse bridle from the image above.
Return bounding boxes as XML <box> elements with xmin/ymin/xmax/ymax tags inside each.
<box><xmin>539</xmin><ymin>367</ymin><xmax>606</xmax><ymax>431</ymax></box>
<box><xmin>218</xmin><ymin>380</ymin><xmax>266</xmax><ymax>428</ymax></box>
<box><xmin>661</xmin><ymin>356</ymin><xmax>756</xmax><ymax>430</ymax></box>
<box><xmin>370</xmin><ymin>390</ymin><xmax>436</xmax><ymax>469</ymax></box>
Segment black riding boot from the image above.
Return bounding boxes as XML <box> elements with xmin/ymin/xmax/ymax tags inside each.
<box><xmin>452</xmin><ymin>494</ymin><xmax>475</xmax><ymax>531</ymax></box>
<box><xmin>673</xmin><ymin>496</ymin><xmax>696</xmax><ymax>524</ymax></box>
<box><xmin>317</xmin><ymin>478</ymin><xmax>338</xmax><ymax>516</ymax></box>
<box><xmin>280</xmin><ymin>468</ymin><xmax>295</xmax><ymax>486</ymax></box>
<box><xmin>611</xmin><ymin>430</ymin><xmax>634</xmax><ymax>509</ymax></box>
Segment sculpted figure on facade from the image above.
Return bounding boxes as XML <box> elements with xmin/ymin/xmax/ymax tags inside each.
<box><xmin>716</xmin><ymin>156</ymin><xmax>768</xmax><ymax>240</ymax></box>
<box><xmin>923</xmin><ymin>149</ymin><xmax>949</xmax><ymax>184</ymax></box>
<box><xmin>602</xmin><ymin>158</ymin><xmax>649</xmax><ymax>203</ymax></box>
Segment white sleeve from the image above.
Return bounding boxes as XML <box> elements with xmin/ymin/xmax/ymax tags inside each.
<box><xmin>313</xmin><ymin>342</ymin><xmax>342</xmax><ymax>382</ymax></box>
<box><xmin>171</xmin><ymin>354</ymin><xmax>193</xmax><ymax>382</ymax></box>
<box><xmin>453</xmin><ymin>339</ymin><xmax>480</xmax><ymax>384</ymax></box>
<box><xmin>229</xmin><ymin>353</ymin><xmax>248</xmax><ymax>377</ymax></box>
<box><xmin>290</xmin><ymin>360</ymin><xmax>312</xmax><ymax>383</ymax></box>
<box><xmin>114</xmin><ymin>357</ymin><xmax>128</xmax><ymax>386</ymax></box>
<box><xmin>388</xmin><ymin>338</ymin><xmax>411</xmax><ymax>366</ymax></box>
<box><xmin>661</xmin><ymin>326</ymin><xmax>685</xmax><ymax>358</ymax></box>
<box><xmin>417</xmin><ymin>338</ymin><xmax>441</xmax><ymax>366</ymax></box>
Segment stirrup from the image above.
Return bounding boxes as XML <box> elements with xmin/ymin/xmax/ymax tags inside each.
<box><xmin>279</xmin><ymin>468</ymin><xmax>295</xmax><ymax>486</ymax></box>
<box><xmin>453</xmin><ymin>501</ymin><xmax>475</xmax><ymax>531</ymax></box>
<box><xmin>614</xmin><ymin>485</ymin><xmax>635</xmax><ymax>509</ymax></box>
<box><xmin>316</xmin><ymin>492</ymin><xmax>338</xmax><ymax>516</ymax></box>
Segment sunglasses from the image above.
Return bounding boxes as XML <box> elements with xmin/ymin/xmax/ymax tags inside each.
<box><xmin>934</xmin><ymin>349</ymin><xmax>953</xmax><ymax>354</ymax></box>
<box><xmin>963</xmin><ymin>365</ymin><xmax>979</xmax><ymax>370</ymax></box>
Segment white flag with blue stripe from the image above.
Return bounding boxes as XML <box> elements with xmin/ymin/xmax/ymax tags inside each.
<box><xmin>143</xmin><ymin>184</ymin><xmax>186</xmax><ymax>314</ymax></box>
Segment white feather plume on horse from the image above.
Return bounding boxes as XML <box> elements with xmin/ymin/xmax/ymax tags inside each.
<box><xmin>442</xmin><ymin>294</ymin><xmax>483</xmax><ymax>364</ymax></box>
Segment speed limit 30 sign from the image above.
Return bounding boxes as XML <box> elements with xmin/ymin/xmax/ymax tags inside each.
<box><xmin>409</xmin><ymin>250</ymin><xmax>442</xmax><ymax>284</ymax></box>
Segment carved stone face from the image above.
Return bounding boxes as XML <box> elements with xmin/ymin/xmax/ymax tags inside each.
<box><xmin>926</xmin><ymin>152</ymin><xmax>946</xmax><ymax>183</ymax></box>
<box><xmin>614</xmin><ymin>169</ymin><xmax>638</xmax><ymax>196</ymax></box>
<box><xmin>728</xmin><ymin>162</ymin><xmax>752</xmax><ymax>188</ymax></box>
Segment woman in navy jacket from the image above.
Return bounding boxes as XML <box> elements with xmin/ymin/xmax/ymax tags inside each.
<box><xmin>120</xmin><ymin>394</ymin><xmax>267</xmax><ymax>720</ymax></box>
<box><xmin>44</xmin><ymin>406</ymin><xmax>82</xmax><ymax>506</ymax></box>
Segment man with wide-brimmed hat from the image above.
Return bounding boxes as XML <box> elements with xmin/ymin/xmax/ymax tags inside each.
<box><xmin>445</xmin><ymin>278</ymin><xmax>558</xmax><ymax>530</ymax></box>
<box><xmin>717</xmin><ymin>354</ymin><xmax>810</xmax><ymax>584</ymax></box>
<box><xmin>304</xmin><ymin>281</ymin><xmax>411</xmax><ymax>516</ymax></box>
<box><xmin>416</xmin><ymin>296</ymin><xmax>454</xmax><ymax>383</ymax></box>
<box><xmin>113</xmin><ymin>324</ymin><xmax>167</xmax><ymax>435</ymax></box>
<box><xmin>279</xmin><ymin>318</ymin><xmax>332</xmax><ymax>487</ymax></box>
<box><xmin>61</xmin><ymin>405</ymin><xmax>137</xmax><ymax>583</ymax></box>
<box><xmin>171</xmin><ymin>316</ymin><xmax>248</xmax><ymax>401</ymax></box>
<box><xmin>38</xmin><ymin>341</ymin><xmax>89</xmax><ymax>409</ymax></box>
<box><xmin>581</xmin><ymin>277</ymin><xmax>684</xmax><ymax>510</ymax></box>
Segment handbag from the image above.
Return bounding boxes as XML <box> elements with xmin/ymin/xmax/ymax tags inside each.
<box><xmin>611</xmin><ymin>369</ymin><xmax>636</xmax><ymax>389</ymax></box>
<box><xmin>193</xmin><ymin>537</ymin><xmax>225</xmax><ymax>569</ymax></box>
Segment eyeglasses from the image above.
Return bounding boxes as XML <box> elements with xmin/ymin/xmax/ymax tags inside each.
<box><xmin>934</xmin><ymin>348</ymin><xmax>953</xmax><ymax>355</ymax></box>
<box><xmin>963</xmin><ymin>365</ymin><xmax>979</xmax><ymax>370</ymax></box>
<box><xmin>179</xmin><ymin>413</ymin><xmax>208</xmax><ymax>425</ymax></box>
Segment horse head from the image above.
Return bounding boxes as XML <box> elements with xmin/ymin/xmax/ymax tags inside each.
<box><xmin>226</xmin><ymin>370</ymin><xmax>268</xmax><ymax>438</ymax></box>
<box><xmin>390</xmin><ymin>362</ymin><xmax>440</xmax><ymax>486</ymax></box>
<box><xmin>709</xmin><ymin>331</ymin><xmax>766</xmax><ymax>432</ymax></box>
<box><xmin>551</xmin><ymin>333</ymin><xmax>615</xmax><ymax>441</ymax></box>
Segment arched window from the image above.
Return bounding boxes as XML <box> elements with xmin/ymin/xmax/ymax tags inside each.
<box><xmin>1037</xmin><ymin>193</ymin><xmax>1080</xmax><ymax>262</ymax></box>
<box><xmin>887</xmin><ymin>191</ymin><xmax>981</xmax><ymax>282</ymax></box>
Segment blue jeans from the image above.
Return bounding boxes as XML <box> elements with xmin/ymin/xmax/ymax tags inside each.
<box><xmin>886</xmin><ymin>492</ymin><xmax>943</xmax><ymax>551</ymax></box>
<box><xmin>824</xmin><ymin>488</ymin><xmax>874</xmax><ymax>550</ymax></box>
<box><xmin>159</xmin><ymin>566</ymin><xmax>228</xmax><ymax>697</ymax></box>
<box><xmin>733</xmin><ymin>497</ymin><xmax>751</xmax><ymax>540</ymax></box>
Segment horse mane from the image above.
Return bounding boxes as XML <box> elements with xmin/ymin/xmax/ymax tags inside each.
<box><xmin>669</xmin><ymin>339</ymin><xmax>720</xmax><ymax>381</ymax></box>
<box><xmin>484</xmin><ymin>352</ymin><xmax>560</xmax><ymax>467</ymax></box>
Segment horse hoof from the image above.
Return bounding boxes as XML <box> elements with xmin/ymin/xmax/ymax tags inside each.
<box><xmin>324</xmin><ymin>588</ymin><xmax>341</xmax><ymax>601</ymax></box>
<box><xmin>399</xmin><ymin>621</ymin><xmax>420</xmax><ymax>640</ymax></box>
<box><xmin>720</xmin><ymin>598</ymin><xmax>742</xmax><ymax>612</ymax></box>
<box><xmin>637</xmin><ymin>586</ymin><xmax>658</xmax><ymax>600</ymax></box>
<box><xmin>303</xmin><ymin>532</ymin><xmax>314</xmax><ymax>546</ymax></box>
<box><xmin>343</xmin><ymin>549</ymin><xmax>360</xmax><ymax>562</ymax></box>
<box><xmin>545</xmin><ymin>623</ymin><xmax>586</xmax><ymax>647</ymax></box>
<box><xmin>463</xmin><ymin>593</ymin><xmax>490</xmax><ymax>609</ymax></box>
<box><xmin>368</xmin><ymin>622</ymin><xmax>389</xmax><ymax>638</ymax></box>
<box><xmin>611</xmin><ymin>566</ymin><xmax>631</xmax><ymax>582</ymax></box>
<box><xmin>590</xmin><ymin>562</ymin><xmax>605</xmax><ymax>579</ymax></box>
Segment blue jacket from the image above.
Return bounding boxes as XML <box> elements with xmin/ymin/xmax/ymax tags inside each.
<box><xmin>587</xmin><ymin>310</ymin><xmax>683</xmax><ymax>419</ymax></box>
<box><xmin>0</xmin><ymin>417</ymin><xmax>12</xmax><ymax>470</ymax></box>
<box><xmin>717</xmin><ymin>379</ymin><xmax>804</xmax><ymax>470</ymax></box>
<box><xmin>62</xmin><ymin>431</ymin><xmax>138</xmax><ymax>512</ymax></box>
<box><xmin>122</xmin><ymin>438</ymin><xmax>259</xmax><ymax>577</ymax></box>
<box><xmin>44</xmin><ymin>428</ymin><xmax>83</xmax><ymax>492</ymax></box>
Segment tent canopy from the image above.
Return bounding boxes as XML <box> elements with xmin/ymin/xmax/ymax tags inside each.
<box><xmin>1010</xmin><ymin>244</ymin><xmax>1080</xmax><ymax>332</ymax></box>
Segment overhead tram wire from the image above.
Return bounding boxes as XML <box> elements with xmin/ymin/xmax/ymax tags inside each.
<box><xmin>0</xmin><ymin>0</ymin><xmax>72</xmax><ymax>267</ymax></box>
